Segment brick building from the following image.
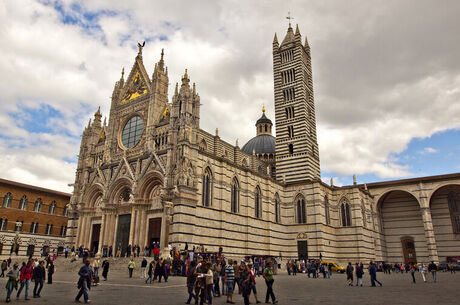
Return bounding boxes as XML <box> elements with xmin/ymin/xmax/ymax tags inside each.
<box><xmin>0</xmin><ymin>178</ymin><xmax>70</xmax><ymax>257</ymax></box>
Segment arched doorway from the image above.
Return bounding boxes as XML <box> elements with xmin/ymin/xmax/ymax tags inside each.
<box><xmin>430</xmin><ymin>184</ymin><xmax>460</xmax><ymax>262</ymax></box>
<box><xmin>27</xmin><ymin>244</ymin><xmax>35</xmax><ymax>257</ymax></box>
<box><xmin>297</xmin><ymin>233</ymin><xmax>308</xmax><ymax>260</ymax></box>
<box><xmin>378</xmin><ymin>190</ymin><xmax>427</xmax><ymax>263</ymax></box>
<box><xmin>401</xmin><ymin>237</ymin><xmax>417</xmax><ymax>264</ymax></box>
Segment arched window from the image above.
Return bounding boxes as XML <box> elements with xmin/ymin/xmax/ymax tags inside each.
<box><xmin>361</xmin><ymin>201</ymin><xmax>367</xmax><ymax>228</ymax></box>
<box><xmin>34</xmin><ymin>199</ymin><xmax>42</xmax><ymax>212</ymax></box>
<box><xmin>296</xmin><ymin>196</ymin><xmax>306</xmax><ymax>224</ymax></box>
<box><xmin>231</xmin><ymin>178</ymin><xmax>239</xmax><ymax>213</ymax></box>
<box><xmin>2</xmin><ymin>192</ymin><xmax>12</xmax><ymax>208</ymax></box>
<box><xmin>49</xmin><ymin>201</ymin><xmax>56</xmax><ymax>215</ymax></box>
<box><xmin>255</xmin><ymin>186</ymin><xmax>262</xmax><ymax>219</ymax></box>
<box><xmin>448</xmin><ymin>191</ymin><xmax>460</xmax><ymax>233</ymax></box>
<box><xmin>18</xmin><ymin>195</ymin><xmax>28</xmax><ymax>210</ymax></box>
<box><xmin>202</xmin><ymin>167</ymin><xmax>213</xmax><ymax>207</ymax></box>
<box><xmin>341</xmin><ymin>199</ymin><xmax>352</xmax><ymax>227</ymax></box>
<box><xmin>325</xmin><ymin>195</ymin><xmax>330</xmax><ymax>225</ymax></box>
<box><xmin>275</xmin><ymin>194</ymin><xmax>281</xmax><ymax>223</ymax></box>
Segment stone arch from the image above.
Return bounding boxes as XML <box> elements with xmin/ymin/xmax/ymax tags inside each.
<box><xmin>377</xmin><ymin>190</ymin><xmax>427</xmax><ymax>263</ymax></box>
<box><xmin>84</xmin><ymin>184</ymin><xmax>104</xmax><ymax>208</ymax></box>
<box><xmin>108</xmin><ymin>178</ymin><xmax>133</xmax><ymax>204</ymax></box>
<box><xmin>374</xmin><ymin>188</ymin><xmax>420</xmax><ymax>210</ymax></box>
<box><xmin>138</xmin><ymin>171</ymin><xmax>164</xmax><ymax>199</ymax></box>
<box><xmin>429</xmin><ymin>184</ymin><xmax>460</xmax><ymax>260</ymax></box>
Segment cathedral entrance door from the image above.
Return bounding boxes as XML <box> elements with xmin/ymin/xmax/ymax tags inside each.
<box><xmin>116</xmin><ymin>214</ymin><xmax>131</xmax><ymax>257</ymax></box>
<box><xmin>401</xmin><ymin>237</ymin><xmax>417</xmax><ymax>264</ymax></box>
<box><xmin>148</xmin><ymin>218</ymin><xmax>162</xmax><ymax>255</ymax></box>
<box><xmin>90</xmin><ymin>224</ymin><xmax>101</xmax><ymax>255</ymax></box>
<box><xmin>297</xmin><ymin>240</ymin><xmax>308</xmax><ymax>261</ymax></box>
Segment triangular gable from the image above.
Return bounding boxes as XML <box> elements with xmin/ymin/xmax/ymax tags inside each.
<box><xmin>120</xmin><ymin>58</ymin><xmax>151</xmax><ymax>104</ymax></box>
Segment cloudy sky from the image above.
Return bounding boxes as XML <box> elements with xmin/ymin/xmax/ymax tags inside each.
<box><xmin>1</xmin><ymin>0</ymin><xmax>460</xmax><ymax>192</ymax></box>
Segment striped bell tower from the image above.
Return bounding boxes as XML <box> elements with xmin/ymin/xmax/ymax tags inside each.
<box><xmin>273</xmin><ymin>23</ymin><xmax>320</xmax><ymax>183</ymax></box>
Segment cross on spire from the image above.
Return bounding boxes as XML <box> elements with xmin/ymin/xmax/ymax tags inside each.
<box><xmin>286</xmin><ymin>12</ymin><xmax>294</xmax><ymax>27</ymax></box>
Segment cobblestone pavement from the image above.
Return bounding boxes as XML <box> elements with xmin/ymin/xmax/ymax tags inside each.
<box><xmin>0</xmin><ymin>269</ymin><xmax>459</xmax><ymax>304</ymax></box>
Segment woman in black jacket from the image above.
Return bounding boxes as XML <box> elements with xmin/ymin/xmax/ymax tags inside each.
<box><xmin>102</xmin><ymin>259</ymin><xmax>110</xmax><ymax>281</ymax></box>
<box><xmin>47</xmin><ymin>261</ymin><xmax>55</xmax><ymax>284</ymax></box>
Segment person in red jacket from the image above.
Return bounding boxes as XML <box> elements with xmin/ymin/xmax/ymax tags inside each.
<box><xmin>16</xmin><ymin>259</ymin><xmax>34</xmax><ymax>300</ymax></box>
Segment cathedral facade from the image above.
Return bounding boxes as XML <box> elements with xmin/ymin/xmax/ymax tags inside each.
<box><xmin>70</xmin><ymin>24</ymin><xmax>460</xmax><ymax>264</ymax></box>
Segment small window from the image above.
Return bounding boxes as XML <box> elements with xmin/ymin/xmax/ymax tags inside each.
<box><xmin>202</xmin><ymin>167</ymin><xmax>213</xmax><ymax>207</ymax></box>
<box><xmin>2</xmin><ymin>192</ymin><xmax>12</xmax><ymax>208</ymax></box>
<box><xmin>255</xmin><ymin>186</ymin><xmax>262</xmax><ymax>219</ymax></box>
<box><xmin>49</xmin><ymin>201</ymin><xmax>56</xmax><ymax>215</ymax></box>
<box><xmin>288</xmin><ymin>144</ymin><xmax>294</xmax><ymax>155</ymax></box>
<box><xmin>34</xmin><ymin>199</ymin><xmax>42</xmax><ymax>212</ymax></box>
<box><xmin>0</xmin><ymin>218</ymin><xmax>7</xmax><ymax>231</ymax></box>
<box><xmin>231</xmin><ymin>178</ymin><xmax>239</xmax><ymax>213</ymax></box>
<box><xmin>341</xmin><ymin>200</ymin><xmax>352</xmax><ymax>227</ymax></box>
<box><xmin>18</xmin><ymin>195</ymin><xmax>28</xmax><ymax>210</ymax></box>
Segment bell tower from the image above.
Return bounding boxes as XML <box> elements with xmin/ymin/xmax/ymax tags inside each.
<box><xmin>273</xmin><ymin>23</ymin><xmax>320</xmax><ymax>183</ymax></box>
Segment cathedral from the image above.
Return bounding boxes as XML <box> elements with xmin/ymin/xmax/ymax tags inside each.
<box><xmin>70</xmin><ymin>24</ymin><xmax>460</xmax><ymax>264</ymax></box>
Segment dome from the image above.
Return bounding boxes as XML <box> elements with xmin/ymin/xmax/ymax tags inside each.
<box><xmin>256</xmin><ymin>113</ymin><xmax>272</xmax><ymax>125</ymax></box>
<box><xmin>241</xmin><ymin>134</ymin><xmax>276</xmax><ymax>154</ymax></box>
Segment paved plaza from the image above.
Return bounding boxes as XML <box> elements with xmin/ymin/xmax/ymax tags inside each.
<box><xmin>0</xmin><ymin>268</ymin><xmax>459</xmax><ymax>304</ymax></box>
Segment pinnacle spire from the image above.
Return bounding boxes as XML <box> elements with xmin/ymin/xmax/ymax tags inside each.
<box><xmin>295</xmin><ymin>24</ymin><xmax>300</xmax><ymax>35</ymax></box>
<box><xmin>273</xmin><ymin>33</ymin><xmax>278</xmax><ymax>44</ymax></box>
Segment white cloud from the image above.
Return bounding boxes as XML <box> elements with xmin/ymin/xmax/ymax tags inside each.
<box><xmin>2</xmin><ymin>0</ymin><xmax>460</xmax><ymax>192</ymax></box>
<box><xmin>419</xmin><ymin>147</ymin><xmax>439</xmax><ymax>154</ymax></box>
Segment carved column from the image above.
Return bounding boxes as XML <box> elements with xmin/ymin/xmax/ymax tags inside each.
<box><xmin>160</xmin><ymin>201</ymin><xmax>173</xmax><ymax>253</ymax></box>
<box><xmin>98</xmin><ymin>214</ymin><xmax>106</xmax><ymax>253</ymax></box>
<box><xmin>420</xmin><ymin>207</ymin><xmax>439</xmax><ymax>263</ymax></box>
<box><xmin>418</xmin><ymin>183</ymin><xmax>439</xmax><ymax>263</ymax></box>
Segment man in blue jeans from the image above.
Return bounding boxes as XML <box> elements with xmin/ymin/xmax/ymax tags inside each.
<box><xmin>225</xmin><ymin>259</ymin><xmax>235</xmax><ymax>304</ymax></box>
<box><xmin>428</xmin><ymin>261</ymin><xmax>438</xmax><ymax>282</ymax></box>
<box><xmin>75</xmin><ymin>258</ymin><xmax>93</xmax><ymax>303</ymax></box>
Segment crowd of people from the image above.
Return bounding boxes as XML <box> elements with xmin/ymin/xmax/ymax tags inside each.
<box><xmin>1</xmin><ymin>256</ymin><xmax>56</xmax><ymax>303</ymax></box>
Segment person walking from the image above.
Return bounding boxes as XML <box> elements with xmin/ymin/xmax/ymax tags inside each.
<box><xmin>5</xmin><ymin>263</ymin><xmax>20</xmax><ymax>303</ymax></box>
<box><xmin>1</xmin><ymin>260</ymin><xmax>7</xmax><ymax>277</ymax></box>
<box><xmin>128</xmin><ymin>258</ymin><xmax>135</xmax><ymax>278</ymax></box>
<box><xmin>75</xmin><ymin>258</ymin><xmax>92</xmax><ymax>303</ymax></box>
<box><xmin>263</xmin><ymin>262</ymin><xmax>277</xmax><ymax>304</ymax></box>
<box><xmin>47</xmin><ymin>261</ymin><xmax>55</xmax><ymax>284</ymax></box>
<box><xmin>141</xmin><ymin>257</ymin><xmax>147</xmax><ymax>279</ymax></box>
<box><xmin>33</xmin><ymin>260</ymin><xmax>45</xmax><ymax>298</ymax></box>
<box><xmin>428</xmin><ymin>261</ymin><xmax>437</xmax><ymax>283</ymax></box>
<box><xmin>419</xmin><ymin>264</ymin><xmax>427</xmax><ymax>282</ymax></box>
<box><xmin>355</xmin><ymin>263</ymin><xmax>363</xmax><ymax>286</ymax></box>
<box><xmin>369</xmin><ymin>262</ymin><xmax>382</xmax><ymax>287</ymax></box>
<box><xmin>92</xmin><ymin>254</ymin><xmax>100</xmax><ymax>285</ymax></box>
<box><xmin>410</xmin><ymin>263</ymin><xmax>416</xmax><ymax>283</ymax></box>
<box><xmin>185</xmin><ymin>261</ymin><xmax>197</xmax><ymax>304</ymax></box>
<box><xmin>240</xmin><ymin>262</ymin><xmax>251</xmax><ymax>305</ymax></box>
<box><xmin>145</xmin><ymin>260</ymin><xmax>155</xmax><ymax>284</ymax></box>
<box><xmin>101</xmin><ymin>259</ymin><xmax>109</xmax><ymax>281</ymax></box>
<box><xmin>248</xmin><ymin>263</ymin><xmax>261</xmax><ymax>304</ymax></box>
<box><xmin>225</xmin><ymin>259</ymin><xmax>235</xmax><ymax>304</ymax></box>
<box><xmin>346</xmin><ymin>262</ymin><xmax>354</xmax><ymax>286</ymax></box>
<box><xmin>16</xmin><ymin>259</ymin><xmax>34</xmax><ymax>300</ymax></box>
<box><xmin>203</xmin><ymin>262</ymin><xmax>214</xmax><ymax>305</ymax></box>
